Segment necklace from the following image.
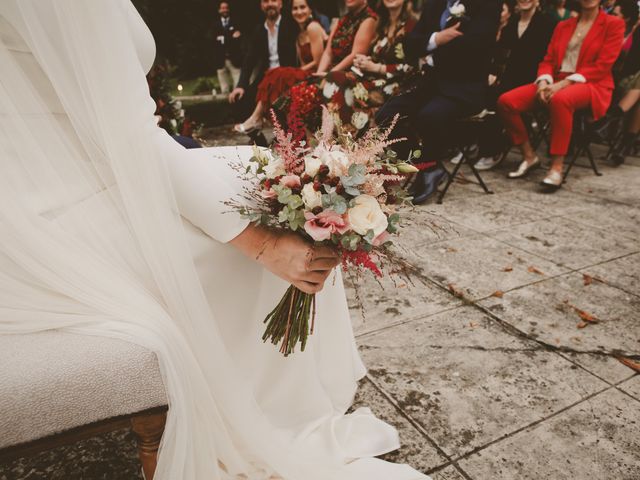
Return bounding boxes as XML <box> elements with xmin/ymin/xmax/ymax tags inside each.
<box><xmin>574</xmin><ymin>19</ymin><xmax>594</xmax><ymax>39</ymax></box>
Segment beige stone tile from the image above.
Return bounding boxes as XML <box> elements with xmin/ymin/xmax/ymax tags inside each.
<box><xmin>458</xmin><ymin>389</ymin><xmax>640</xmax><ymax>480</ymax></box>
<box><xmin>411</xmin><ymin>235</ymin><xmax>568</xmax><ymax>300</ymax></box>
<box><xmin>490</xmin><ymin>217</ymin><xmax>639</xmax><ymax>269</ymax></box>
<box><xmin>352</xmin><ymin>379</ymin><xmax>448</xmax><ymax>472</ymax></box>
<box><xmin>359</xmin><ymin>306</ymin><xmax>608</xmax><ymax>458</ymax></box>
<box><xmin>479</xmin><ymin>272</ymin><xmax>640</xmax><ymax>354</ymax></box>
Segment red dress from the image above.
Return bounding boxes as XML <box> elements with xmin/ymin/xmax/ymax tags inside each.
<box><xmin>256</xmin><ymin>42</ymin><xmax>313</xmax><ymax>108</ymax></box>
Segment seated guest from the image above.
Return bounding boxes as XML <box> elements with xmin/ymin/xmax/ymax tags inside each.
<box><xmin>233</xmin><ymin>0</ymin><xmax>327</xmax><ymax>134</ymax></box>
<box><xmin>497</xmin><ymin>0</ymin><xmax>625</xmax><ymax>190</ymax></box>
<box><xmin>319</xmin><ymin>0</ymin><xmax>418</xmax><ymax>132</ymax></box>
<box><xmin>315</xmin><ymin>0</ymin><xmax>377</xmax><ymax>75</ymax></box>
<box><xmin>228</xmin><ymin>0</ymin><xmax>297</xmax><ymax>134</ymax></box>
<box><xmin>547</xmin><ymin>0</ymin><xmax>575</xmax><ymax>24</ymax></box>
<box><xmin>474</xmin><ymin>0</ymin><xmax>554</xmax><ymax>170</ymax></box>
<box><xmin>599</xmin><ymin>2</ymin><xmax>640</xmax><ymax>164</ymax></box>
<box><xmin>613</xmin><ymin>0</ymin><xmax>639</xmax><ymax>32</ymax></box>
<box><xmin>375</xmin><ymin>0</ymin><xmax>500</xmax><ymax>204</ymax></box>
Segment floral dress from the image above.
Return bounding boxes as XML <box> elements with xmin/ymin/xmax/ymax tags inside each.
<box><xmin>330</xmin><ymin>6</ymin><xmax>378</xmax><ymax>66</ymax></box>
<box><xmin>321</xmin><ymin>18</ymin><xmax>417</xmax><ymax>132</ymax></box>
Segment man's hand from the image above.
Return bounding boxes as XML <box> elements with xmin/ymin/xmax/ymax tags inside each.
<box><xmin>435</xmin><ymin>22</ymin><xmax>463</xmax><ymax>47</ymax></box>
<box><xmin>232</xmin><ymin>30</ymin><xmax>241</xmax><ymax>39</ymax></box>
<box><xmin>228</xmin><ymin>87</ymin><xmax>245</xmax><ymax>103</ymax></box>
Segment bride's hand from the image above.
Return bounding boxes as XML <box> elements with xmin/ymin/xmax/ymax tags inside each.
<box><xmin>229</xmin><ymin>225</ymin><xmax>340</xmax><ymax>294</ymax></box>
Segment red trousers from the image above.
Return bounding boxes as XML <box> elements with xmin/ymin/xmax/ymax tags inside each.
<box><xmin>497</xmin><ymin>82</ymin><xmax>592</xmax><ymax>156</ymax></box>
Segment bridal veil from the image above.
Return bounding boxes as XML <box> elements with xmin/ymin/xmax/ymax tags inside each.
<box><xmin>0</xmin><ymin>1</ymin><xmax>428</xmax><ymax>478</ymax></box>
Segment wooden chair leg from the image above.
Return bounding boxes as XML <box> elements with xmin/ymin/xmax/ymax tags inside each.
<box><xmin>131</xmin><ymin>410</ymin><xmax>167</xmax><ymax>480</ymax></box>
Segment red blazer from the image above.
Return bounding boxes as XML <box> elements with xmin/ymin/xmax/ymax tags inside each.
<box><xmin>537</xmin><ymin>11</ymin><xmax>625</xmax><ymax>119</ymax></box>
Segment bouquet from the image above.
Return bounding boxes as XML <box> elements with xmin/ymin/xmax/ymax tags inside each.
<box><xmin>230</xmin><ymin>108</ymin><xmax>419</xmax><ymax>356</ymax></box>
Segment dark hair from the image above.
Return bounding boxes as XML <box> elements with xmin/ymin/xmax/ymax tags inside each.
<box><xmin>615</xmin><ymin>0</ymin><xmax>640</xmax><ymax>27</ymax></box>
<box><xmin>501</xmin><ymin>0</ymin><xmax>516</xmax><ymax>14</ymax></box>
<box><xmin>376</xmin><ymin>0</ymin><xmax>411</xmax><ymax>38</ymax></box>
<box><xmin>291</xmin><ymin>0</ymin><xmax>321</xmax><ymax>31</ymax></box>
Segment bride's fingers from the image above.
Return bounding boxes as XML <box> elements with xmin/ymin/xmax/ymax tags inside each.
<box><xmin>298</xmin><ymin>269</ymin><xmax>329</xmax><ymax>284</ymax></box>
<box><xmin>308</xmin><ymin>257</ymin><xmax>340</xmax><ymax>271</ymax></box>
<box><xmin>311</xmin><ymin>245</ymin><xmax>339</xmax><ymax>260</ymax></box>
<box><xmin>294</xmin><ymin>280</ymin><xmax>323</xmax><ymax>294</ymax></box>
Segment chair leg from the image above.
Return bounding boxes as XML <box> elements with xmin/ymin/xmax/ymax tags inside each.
<box><xmin>586</xmin><ymin>146</ymin><xmax>602</xmax><ymax>176</ymax></box>
<box><xmin>468</xmin><ymin>161</ymin><xmax>494</xmax><ymax>194</ymax></box>
<box><xmin>436</xmin><ymin>157</ymin><xmax>460</xmax><ymax>204</ymax></box>
<box><xmin>131</xmin><ymin>410</ymin><xmax>167</xmax><ymax>480</ymax></box>
<box><xmin>562</xmin><ymin>146</ymin><xmax>582</xmax><ymax>183</ymax></box>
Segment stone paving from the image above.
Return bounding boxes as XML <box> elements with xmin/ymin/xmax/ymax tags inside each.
<box><xmin>1</xmin><ymin>129</ymin><xmax>638</xmax><ymax>479</ymax></box>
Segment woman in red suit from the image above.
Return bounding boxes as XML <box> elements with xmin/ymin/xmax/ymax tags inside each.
<box><xmin>497</xmin><ymin>0</ymin><xmax>625</xmax><ymax>190</ymax></box>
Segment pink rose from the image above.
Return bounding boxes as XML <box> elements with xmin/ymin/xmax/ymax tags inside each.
<box><xmin>280</xmin><ymin>175</ymin><xmax>302</xmax><ymax>189</ymax></box>
<box><xmin>372</xmin><ymin>231</ymin><xmax>390</xmax><ymax>246</ymax></box>
<box><xmin>260</xmin><ymin>188</ymin><xmax>278</xmax><ymax>200</ymax></box>
<box><xmin>304</xmin><ymin>210</ymin><xmax>350</xmax><ymax>242</ymax></box>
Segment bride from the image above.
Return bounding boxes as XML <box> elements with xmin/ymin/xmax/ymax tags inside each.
<box><xmin>0</xmin><ymin>1</ymin><xmax>429</xmax><ymax>479</ymax></box>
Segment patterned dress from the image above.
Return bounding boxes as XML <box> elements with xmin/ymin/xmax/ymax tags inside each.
<box><xmin>321</xmin><ymin>18</ymin><xmax>418</xmax><ymax>132</ymax></box>
<box><xmin>329</xmin><ymin>5</ymin><xmax>378</xmax><ymax>67</ymax></box>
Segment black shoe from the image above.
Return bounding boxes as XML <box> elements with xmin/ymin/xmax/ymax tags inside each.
<box><xmin>408</xmin><ymin>171</ymin><xmax>425</xmax><ymax>195</ymax></box>
<box><xmin>411</xmin><ymin>167</ymin><xmax>448</xmax><ymax>205</ymax></box>
<box><xmin>249</xmin><ymin>131</ymin><xmax>268</xmax><ymax>147</ymax></box>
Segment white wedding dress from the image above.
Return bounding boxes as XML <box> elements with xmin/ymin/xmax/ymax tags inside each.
<box><xmin>0</xmin><ymin>1</ymin><xmax>429</xmax><ymax>479</ymax></box>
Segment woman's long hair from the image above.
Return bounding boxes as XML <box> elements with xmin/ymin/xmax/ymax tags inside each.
<box><xmin>375</xmin><ymin>0</ymin><xmax>410</xmax><ymax>38</ymax></box>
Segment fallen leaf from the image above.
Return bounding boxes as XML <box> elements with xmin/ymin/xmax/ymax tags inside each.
<box><xmin>491</xmin><ymin>290</ymin><xmax>504</xmax><ymax>298</ymax></box>
<box><xmin>577</xmin><ymin>322</ymin><xmax>587</xmax><ymax>329</ymax></box>
<box><xmin>447</xmin><ymin>283</ymin><xmax>465</xmax><ymax>298</ymax></box>
<box><xmin>507</xmin><ymin>251</ymin><xmax>513</xmax><ymax>255</ymax></box>
<box><xmin>447</xmin><ymin>247</ymin><xmax>458</xmax><ymax>253</ymax></box>
<box><xmin>583</xmin><ymin>273</ymin><xmax>593</xmax><ymax>286</ymax></box>
<box><xmin>617</xmin><ymin>357</ymin><xmax>640</xmax><ymax>373</ymax></box>
<box><xmin>565</xmin><ymin>301</ymin><xmax>600</xmax><ymax>325</ymax></box>
<box><xmin>502</xmin><ymin>265</ymin><xmax>513</xmax><ymax>272</ymax></box>
<box><xmin>527</xmin><ymin>266</ymin><xmax>545</xmax><ymax>275</ymax></box>
<box><xmin>468</xmin><ymin>322</ymin><xmax>477</xmax><ymax>328</ymax></box>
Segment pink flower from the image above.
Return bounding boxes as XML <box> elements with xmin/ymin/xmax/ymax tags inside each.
<box><xmin>260</xmin><ymin>188</ymin><xmax>278</xmax><ymax>200</ymax></box>
<box><xmin>304</xmin><ymin>210</ymin><xmax>350</xmax><ymax>242</ymax></box>
<box><xmin>280</xmin><ymin>175</ymin><xmax>302</xmax><ymax>189</ymax></box>
<box><xmin>372</xmin><ymin>231</ymin><xmax>390</xmax><ymax>246</ymax></box>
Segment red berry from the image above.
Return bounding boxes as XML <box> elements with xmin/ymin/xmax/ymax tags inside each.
<box><xmin>318</xmin><ymin>165</ymin><xmax>330</xmax><ymax>176</ymax></box>
<box><xmin>301</xmin><ymin>174</ymin><xmax>312</xmax><ymax>183</ymax></box>
<box><xmin>313</xmin><ymin>181</ymin><xmax>322</xmax><ymax>191</ymax></box>
<box><xmin>312</xmin><ymin>206</ymin><xmax>323</xmax><ymax>215</ymax></box>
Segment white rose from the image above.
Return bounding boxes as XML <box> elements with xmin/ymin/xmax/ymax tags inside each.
<box><xmin>322</xmin><ymin>82</ymin><xmax>339</xmax><ymax>99</ymax></box>
<box><xmin>449</xmin><ymin>3</ymin><xmax>466</xmax><ymax>16</ymax></box>
<box><xmin>264</xmin><ymin>155</ymin><xmax>286</xmax><ymax>179</ymax></box>
<box><xmin>304</xmin><ymin>155</ymin><xmax>322</xmax><ymax>177</ymax></box>
<box><xmin>344</xmin><ymin>88</ymin><xmax>354</xmax><ymax>107</ymax></box>
<box><xmin>351</xmin><ymin>111</ymin><xmax>369</xmax><ymax>130</ymax></box>
<box><xmin>301</xmin><ymin>183</ymin><xmax>323</xmax><ymax>210</ymax></box>
<box><xmin>348</xmin><ymin>194</ymin><xmax>388</xmax><ymax>237</ymax></box>
<box><xmin>320</xmin><ymin>148</ymin><xmax>350</xmax><ymax>176</ymax></box>
<box><xmin>174</xmin><ymin>100</ymin><xmax>182</xmax><ymax>109</ymax></box>
<box><xmin>383</xmin><ymin>83</ymin><xmax>399</xmax><ymax>96</ymax></box>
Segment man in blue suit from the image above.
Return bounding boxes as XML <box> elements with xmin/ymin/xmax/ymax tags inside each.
<box><xmin>376</xmin><ymin>0</ymin><xmax>500</xmax><ymax>204</ymax></box>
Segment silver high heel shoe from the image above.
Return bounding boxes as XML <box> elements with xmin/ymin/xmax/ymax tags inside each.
<box><xmin>508</xmin><ymin>157</ymin><xmax>540</xmax><ymax>179</ymax></box>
